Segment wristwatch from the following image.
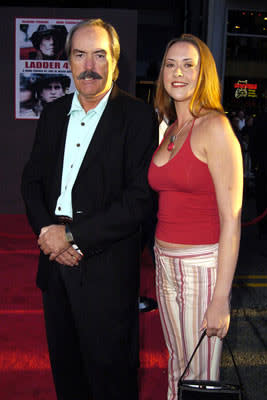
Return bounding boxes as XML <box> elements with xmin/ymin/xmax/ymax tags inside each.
<box><xmin>65</xmin><ymin>224</ymin><xmax>74</xmax><ymax>244</ymax></box>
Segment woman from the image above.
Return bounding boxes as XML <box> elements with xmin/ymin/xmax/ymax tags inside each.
<box><xmin>148</xmin><ymin>34</ymin><xmax>243</xmax><ymax>400</ymax></box>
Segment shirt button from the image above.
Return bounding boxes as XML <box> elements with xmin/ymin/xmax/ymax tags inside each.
<box><xmin>70</xmin><ymin>164</ymin><xmax>73</xmax><ymax>168</ymax></box>
<box><xmin>58</xmin><ymin>206</ymin><xmax>61</xmax><ymax>211</ymax></box>
<box><xmin>76</xmin><ymin>143</ymin><xmax>80</xmax><ymax>147</ymax></box>
<box><xmin>81</xmin><ymin>122</ymin><xmax>85</xmax><ymax>126</ymax></box>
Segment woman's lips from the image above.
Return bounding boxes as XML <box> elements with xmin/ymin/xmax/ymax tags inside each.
<box><xmin>171</xmin><ymin>81</ymin><xmax>187</xmax><ymax>87</ymax></box>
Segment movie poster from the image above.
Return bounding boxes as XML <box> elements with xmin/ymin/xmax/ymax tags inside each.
<box><xmin>15</xmin><ymin>17</ymin><xmax>82</xmax><ymax>120</ymax></box>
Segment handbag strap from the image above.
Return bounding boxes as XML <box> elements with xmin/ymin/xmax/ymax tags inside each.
<box><xmin>179</xmin><ymin>330</ymin><xmax>243</xmax><ymax>389</ymax></box>
<box><xmin>179</xmin><ymin>330</ymin><xmax>206</xmax><ymax>382</ymax></box>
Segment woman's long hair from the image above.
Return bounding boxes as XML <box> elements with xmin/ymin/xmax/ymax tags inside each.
<box><xmin>155</xmin><ymin>34</ymin><xmax>224</xmax><ymax>123</ymax></box>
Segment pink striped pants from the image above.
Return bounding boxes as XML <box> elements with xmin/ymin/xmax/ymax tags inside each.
<box><xmin>154</xmin><ymin>242</ymin><xmax>223</xmax><ymax>400</ymax></box>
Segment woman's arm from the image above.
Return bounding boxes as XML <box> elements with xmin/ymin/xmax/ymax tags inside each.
<box><xmin>201</xmin><ymin>113</ymin><xmax>243</xmax><ymax>339</ymax></box>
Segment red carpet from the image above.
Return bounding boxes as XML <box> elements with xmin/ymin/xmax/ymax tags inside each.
<box><xmin>0</xmin><ymin>214</ymin><xmax>167</xmax><ymax>399</ymax></box>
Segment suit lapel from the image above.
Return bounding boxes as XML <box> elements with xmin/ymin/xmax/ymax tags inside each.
<box><xmin>51</xmin><ymin>95</ymin><xmax>73</xmax><ymax>201</ymax></box>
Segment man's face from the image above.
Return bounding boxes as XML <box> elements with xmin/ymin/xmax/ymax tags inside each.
<box><xmin>69</xmin><ymin>25</ymin><xmax>115</xmax><ymax>110</ymax></box>
<box><xmin>238</xmin><ymin>111</ymin><xmax>245</xmax><ymax>120</ymax></box>
<box><xmin>39</xmin><ymin>35</ymin><xmax>55</xmax><ymax>57</ymax></box>
<box><xmin>40</xmin><ymin>81</ymin><xmax>65</xmax><ymax>103</ymax></box>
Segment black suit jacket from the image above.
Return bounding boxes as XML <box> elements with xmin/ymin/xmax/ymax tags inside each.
<box><xmin>21</xmin><ymin>85</ymin><xmax>158</xmax><ymax>366</ymax></box>
<box><xmin>21</xmin><ymin>84</ymin><xmax>158</xmax><ymax>293</ymax></box>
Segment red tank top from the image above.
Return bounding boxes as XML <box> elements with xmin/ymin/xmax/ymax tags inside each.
<box><xmin>148</xmin><ymin>120</ymin><xmax>220</xmax><ymax>244</ymax></box>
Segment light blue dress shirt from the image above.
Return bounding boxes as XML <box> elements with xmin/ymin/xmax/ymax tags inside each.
<box><xmin>55</xmin><ymin>88</ymin><xmax>112</xmax><ymax>219</ymax></box>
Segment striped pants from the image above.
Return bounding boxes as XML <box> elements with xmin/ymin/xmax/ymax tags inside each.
<box><xmin>154</xmin><ymin>243</ymin><xmax>223</xmax><ymax>400</ymax></box>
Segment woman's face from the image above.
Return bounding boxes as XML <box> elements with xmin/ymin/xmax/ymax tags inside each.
<box><xmin>163</xmin><ymin>41</ymin><xmax>200</xmax><ymax>104</ymax></box>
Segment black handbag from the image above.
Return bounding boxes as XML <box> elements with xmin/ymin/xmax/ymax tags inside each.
<box><xmin>178</xmin><ymin>330</ymin><xmax>243</xmax><ymax>399</ymax></box>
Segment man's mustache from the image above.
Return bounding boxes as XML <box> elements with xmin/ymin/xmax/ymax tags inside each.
<box><xmin>77</xmin><ymin>70</ymin><xmax>103</xmax><ymax>80</ymax></box>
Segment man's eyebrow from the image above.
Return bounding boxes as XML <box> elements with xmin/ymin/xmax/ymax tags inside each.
<box><xmin>72</xmin><ymin>48</ymin><xmax>86</xmax><ymax>54</ymax></box>
<box><xmin>94</xmin><ymin>49</ymin><xmax>107</xmax><ymax>55</ymax></box>
<box><xmin>72</xmin><ymin>49</ymin><xmax>107</xmax><ymax>55</ymax></box>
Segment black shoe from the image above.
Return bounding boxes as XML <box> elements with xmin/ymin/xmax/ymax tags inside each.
<box><xmin>139</xmin><ymin>296</ymin><xmax>158</xmax><ymax>312</ymax></box>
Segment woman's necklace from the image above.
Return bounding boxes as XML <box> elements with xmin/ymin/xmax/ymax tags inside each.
<box><xmin>167</xmin><ymin>119</ymin><xmax>192</xmax><ymax>152</ymax></box>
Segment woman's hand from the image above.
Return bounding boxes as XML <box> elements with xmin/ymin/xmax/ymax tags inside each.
<box><xmin>201</xmin><ymin>297</ymin><xmax>230</xmax><ymax>339</ymax></box>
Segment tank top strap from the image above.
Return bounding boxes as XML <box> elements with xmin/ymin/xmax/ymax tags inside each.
<box><xmin>183</xmin><ymin>118</ymin><xmax>196</xmax><ymax>147</ymax></box>
<box><xmin>162</xmin><ymin>118</ymin><xmax>196</xmax><ymax>149</ymax></box>
<box><xmin>188</xmin><ymin>118</ymin><xmax>196</xmax><ymax>138</ymax></box>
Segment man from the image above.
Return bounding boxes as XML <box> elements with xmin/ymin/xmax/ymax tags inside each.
<box><xmin>237</xmin><ymin>109</ymin><xmax>246</xmax><ymax>131</ymax></box>
<box><xmin>19</xmin><ymin>74</ymin><xmax>38</xmax><ymax>117</ymax></box>
<box><xmin>36</xmin><ymin>74</ymin><xmax>71</xmax><ymax>104</ymax></box>
<box><xmin>29</xmin><ymin>24</ymin><xmax>68</xmax><ymax>60</ymax></box>
<box><xmin>33</xmin><ymin>74</ymin><xmax>71</xmax><ymax>116</ymax></box>
<box><xmin>21</xmin><ymin>18</ymin><xmax>157</xmax><ymax>400</ymax></box>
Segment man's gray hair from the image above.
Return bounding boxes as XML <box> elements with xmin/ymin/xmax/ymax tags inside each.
<box><xmin>65</xmin><ymin>18</ymin><xmax>120</xmax><ymax>81</ymax></box>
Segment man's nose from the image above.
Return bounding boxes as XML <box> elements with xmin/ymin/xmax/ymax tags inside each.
<box><xmin>84</xmin><ymin>56</ymin><xmax>95</xmax><ymax>70</ymax></box>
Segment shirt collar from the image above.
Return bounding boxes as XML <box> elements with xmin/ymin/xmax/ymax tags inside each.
<box><xmin>68</xmin><ymin>84</ymin><xmax>113</xmax><ymax>116</ymax></box>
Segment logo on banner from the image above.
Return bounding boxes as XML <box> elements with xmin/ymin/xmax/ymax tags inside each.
<box><xmin>234</xmin><ymin>80</ymin><xmax>257</xmax><ymax>98</ymax></box>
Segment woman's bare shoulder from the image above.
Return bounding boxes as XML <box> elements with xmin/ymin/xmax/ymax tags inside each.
<box><xmin>196</xmin><ymin>111</ymin><xmax>234</xmax><ymax>141</ymax></box>
<box><xmin>197</xmin><ymin>110</ymin><xmax>229</xmax><ymax>128</ymax></box>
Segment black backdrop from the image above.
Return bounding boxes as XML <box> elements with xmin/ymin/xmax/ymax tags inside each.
<box><xmin>0</xmin><ymin>7</ymin><xmax>137</xmax><ymax>213</ymax></box>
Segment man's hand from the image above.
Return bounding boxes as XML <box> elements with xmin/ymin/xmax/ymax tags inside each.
<box><xmin>50</xmin><ymin>247</ymin><xmax>82</xmax><ymax>267</ymax></box>
<box><xmin>38</xmin><ymin>225</ymin><xmax>82</xmax><ymax>267</ymax></box>
<box><xmin>38</xmin><ymin>224</ymin><xmax>67</xmax><ymax>255</ymax></box>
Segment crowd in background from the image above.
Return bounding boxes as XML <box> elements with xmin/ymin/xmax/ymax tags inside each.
<box><xmin>229</xmin><ymin>109</ymin><xmax>255</xmax><ymax>180</ymax></box>
<box><xmin>229</xmin><ymin>107</ymin><xmax>267</xmax><ymax>240</ymax></box>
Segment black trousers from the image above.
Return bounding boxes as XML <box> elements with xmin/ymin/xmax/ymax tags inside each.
<box><xmin>42</xmin><ymin>262</ymin><xmax>139</xmax><ymax>400</ymax></box>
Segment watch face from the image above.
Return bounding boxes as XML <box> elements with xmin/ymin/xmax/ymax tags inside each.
<box><xmin>66</xmin><ymin>232</ymin><xmax>72</xmax><ymax>242</ymax></box>
<box><xmin>65</xmin><ymin>226</ymin><xmax>74</xmax><ymax>244</ymax></box>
